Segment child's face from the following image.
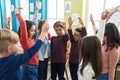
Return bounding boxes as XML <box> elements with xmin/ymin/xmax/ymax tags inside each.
<box><xmin>73</xmin><ymin>31</ymin><xmax>81</xmax><ymax>41</ymax></box>
<box><xmin>54</xmin><ymin>26</ymin><xmax>63</xmax><ymax>36</ymax></box>
<box><xmin>29</xmin><ymin>25</ymin><xmax>36</xmax><ymax>38</ymax></box>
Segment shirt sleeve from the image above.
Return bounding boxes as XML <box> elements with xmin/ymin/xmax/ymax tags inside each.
<box><xmin>108</xmin><ymin>48</ymin><xmax>119</xmax><ymax>80</ymax></box>
<box><xmin>16</xmin><ymin>14</ymin><xmax>29</xmax><ymax>50</ymax></box>
<box><xmin>68</xmin><ymin>29</ymin><xmax>74</xmax><ymax>42</ymax></box>
<box><xmin>96</xmin><ymin>20</ymin><xmax>106</xmax><ymax>43</ymax></box>
<box><xmin>81</xmin><ymin>27</ymin><xmax>87</xmax><ymax>37</ymax></box>
<box><xmin>11</xmin><ymin>40</ymin><xmax>43</xmax><ymax>70</ymax></box>
<box><xmin>32</xmin><ymin>13</ymin><xmax>40</xmax><ymax>41</ymax></box>
<box><xmin>107</xmin><ymin>10</ymin><xmax>120</xmax><ymax>28</ymax></box>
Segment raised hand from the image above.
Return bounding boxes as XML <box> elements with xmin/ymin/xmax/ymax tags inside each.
<box><xmin>14</xmin><ymin>6</ymin><xmax>23</xmax><ymax>14</ymax></box>
<box><xmin>68</xmin><ymin>17</ymin><xmax>73</xmax><ymax>28</ymax></box>
<box><xmin>101</xmin><ymin>10</ymin><xmax>109</xmax><ymax>20</ymax></box>
<box><xmin>41</xmin><ymin>22</ymin><xmax>49</xmax><ymax>33</ymax></box>
<box><xmin>4</xmin><ymin>14</ymin><xmax>11</xmax><ymax>30</ymax></box>
<box><xmin>78</xmin><ymin>17</ymin><xmax>84</xmax><ymax>27</ymax></box>
<box><xmin>39</xmin><ymin>22</ymin><xmax>50</xmax><ymax>41</ymax></box>
<box><xmin>35</xmin><ymin>0</ymin><xmax>41</xmax><ymax>14</ymax></box>
<box><xmin>90</xmin><ymin>14</ymin><xmax>95</xmax><ymax>26</ymax></box>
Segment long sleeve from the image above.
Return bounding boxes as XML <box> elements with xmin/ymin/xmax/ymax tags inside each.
<box><xmin>81</xmin><ymin>27</ymin><xmax>87</xmax><ymax>37</ymax></box>
<box><xmin>96</xmin><ymin>20</ymin><xmax>106</xmax><ymax>43</ymax></box>
<box><xmin>68</xmin><ymin>29</ymin><xmax>74</xmax><ymax>42</ymax></box>
<box><xmin>108</xmin><ymin>48</ymin><xmax>119</xmax><ymax>80</ymax></box>
<box><xmin>16</xmin><ymin>14</ymin><xmax>29</xmax><ymax>50</ymax></box>
<box><xmin>32</xmin><ymin>13</ymin><xmax>40</xmax><ymax>41</ymax></box>
<box><xmin>12</xmin><ymin>40</ymin><xmax>43</xmax><ymax>70</ymax></box>
<box><xmin>92</xmin><ymin>25</ymin><xmax>98</xmax><ymax>35</ymax></box>
<box><xmin>107</xmin><ymin>10</ymin><xmax>120</xmax><ymax>28</ymax></box>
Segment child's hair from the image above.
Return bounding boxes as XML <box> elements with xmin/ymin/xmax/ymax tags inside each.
<box><xmin>17</xmin><ymin>20</ymin><xmax>35</xmax><ymax>39</ymax></box>
<box><xmin>25</xmin><ymin>20</ymin><xmax>35</xmax><ymax>38</ymax></box>
<box><xmin>0</xmin><ymin>29</ymin><xmax>19</xmax><ymax>53</ymax></box>
<box><xmin>38</xmin><ymin>20</ymin><xmax>46</xmax><ymax>33</ymax></box>
<box><xmin>75</xmin><ymin>28</ymin><xmax>82</xmax><ymax>36</ymax></box>
<box><xmin>103</xmin><ymin>23</ymin><xmax>120</xmax><ymax>51</ymax></box>
<box><xmin>79</xmin><ymin>36</ymin><xmax>102</xmax><ymax>79</ymax></box>
<box><xmin>53</xmin><ymin>21</ymin><xmax>63</xmax><ymax>29</ymax></box>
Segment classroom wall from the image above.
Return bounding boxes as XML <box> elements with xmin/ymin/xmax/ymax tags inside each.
<box><xmin>64</xmin><ymin>0</ymin><xmax>87</xmax><ymax>30</ymax></box>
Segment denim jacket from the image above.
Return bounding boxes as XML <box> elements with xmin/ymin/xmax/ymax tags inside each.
<box><xmin>32</xmin><ymin>13</ymin><xmax>51</xmax><ymax>61</ymax></box>
<box><xmin>38</xmin><ymin>37</ymin><xmax>51</xmax><ymax>61</ymax></box>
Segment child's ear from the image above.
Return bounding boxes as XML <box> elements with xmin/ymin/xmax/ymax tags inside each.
<box><xmin>6</xmin><ymin>45</ymin><xmax>12</xmax><ymax>53</ymax></box>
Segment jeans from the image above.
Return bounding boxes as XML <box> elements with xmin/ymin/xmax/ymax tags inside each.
<box><xmin>97</xmin><ymin>73</ymin><xmax>108</xmax><ymax>80</ymax></box>
<box><xmin>22</xmin><ymin>64</ymin><xmax>38</xmax><ymax>80</ymax></box>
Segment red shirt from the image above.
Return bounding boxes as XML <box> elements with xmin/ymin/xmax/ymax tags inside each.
<box><xmin>16</xmin><ymin>14</ymin><xmax>39</xmax><ymax>65</ymax></box>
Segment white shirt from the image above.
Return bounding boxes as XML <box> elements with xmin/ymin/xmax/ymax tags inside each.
<box><xmin>78</xmin><ymin>60</ymin><xmax>96</xmax><ymax>80</ymax></box>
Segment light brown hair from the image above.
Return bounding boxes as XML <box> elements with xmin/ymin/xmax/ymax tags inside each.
<box><xmin>0</xmin><ymin>29</ymin><xmax>19</xmax><ymax>53</ymax></box>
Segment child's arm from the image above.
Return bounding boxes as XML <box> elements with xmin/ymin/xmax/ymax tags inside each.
<box><xmin>68</xmin><ymin>17</ymin><xmax>74</xmax><ymax>42</ymax></box>
<box><xmin>32</xmin><ymin>1</ymin><xmax>41</xmax><ymax>40</ymax></box>
<box><xmin>62</xmin><ymin>22</ymin><xmax>68</xmax><ymax>34</ymax></box>
<box><xmin>4</xmin><ymin>14</ymin><xmax>11</xmax><ymax>30</ymax></box>
<box><xmin>96</xmin><ymin>11</ymin><xmax>107</xmax><ymax>43</ymax></box>
<box><xmin>108</xmin><ymin>49</ymin><xmax>119</xmax><ymax>80</ymax></box>
<box><xmin>106</xmin><ymin>5</ymin><xmax>120</xmax><ymax>24</ymax></box>
<box><xmin>14</xmin><ymin>7</ymin><xmax>29</xmax><ymax>50</ymax></box>
<box><xmin>89</xmin><ymin>14</ymin><xmax>98</xmax><ymax>34</ymax></box>
<box><xmin>11</xmin><ymin>22</ymin><xmax>49</xmax><ymax>69</ymax></box>
<box><xmin>78</xmin><ymin>17</ymin><xmax>87</xmax><ymax>37</ymax></box>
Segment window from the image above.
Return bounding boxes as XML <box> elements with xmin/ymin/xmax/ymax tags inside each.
<box><xmin>5</xmin><ymin>0</ymin><xmax>12</xmax><ymax>29</ymax></box>
<box><xmin>86</xmin><ymin>0</ymin><xmax>120</xmax><ymax>35</ymax></box>
<box><xmin>48</xmin><ymin>0</ymin><xmax>64</xmax><ymax>36</ymax></box>
<box><xmin>86</xmin><ymin>0</ymin><xmax>105</xmax><ymax>36</ymax></box>
<box><xmin>20</xmin><ymin>0</ymin><xmax>29</xmax><ymax>20</ymax></box>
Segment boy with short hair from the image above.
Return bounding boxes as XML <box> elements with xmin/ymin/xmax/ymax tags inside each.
<box><xmin>0</xmin><ymin>22</ymin><xmax>49</xmax><ymax>80</ymax></box>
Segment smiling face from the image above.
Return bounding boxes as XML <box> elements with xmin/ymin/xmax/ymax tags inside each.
<box><xmin>54</xmin><ymin>26</ymin><xmax>63</xmax><ymax>36</ymax></box>
<box><xmin>28</xmin><ymin>25</ymin><xmax>36</xmax><ymax>39</ymax></box>
<box><xmin>73</xmin><ymin>30</ymin><xmax>81</xmax><ymax>41</ymax></box>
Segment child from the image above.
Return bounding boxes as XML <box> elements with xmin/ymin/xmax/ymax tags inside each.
<box><xmin>51</xmin><ymin>21</ymin><xmax>69</xmax><ymax>80</ymax></box>
<box><xmin>0</xmin><ymin>22</ymin><xmax>49</xmax><ymax>80</ymax></box>
<box><xmin>90</xmin><ymin>8</ymin><xmax>120</xmax><ymax>80</ymax></box>
<box><xmin>97</xmin><ymin>23</ymin><xmax>120</xmax><ymax>80</ymax></box>
<box><xmin>32</xmin><ymin>2</ymin><xmax>51</xmax><ymax>79</ymax></box>
<box><xmin>37</xmin><ymin>20</ymin><xmax>51</xmax><ymax>80</ymax></box>
<box><xmin>68</xmin><ymin>17</ymin><xmax>87</xmax><ymax>80</ymax></box>
<box><xmin>78</xmin><ymin>36</ymin><xmax>102</xmax><ymax>80</ymax></box>
<box><xmin>14</xmin><ymin>7</ymin><xmax>38</xmax><ymax>80</ymax></box>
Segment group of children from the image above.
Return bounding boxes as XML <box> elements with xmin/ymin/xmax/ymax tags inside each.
<box><xmin>0</xmin><ymin>1</ymin><xmax>120</xmax><ymax>80</ymax></box>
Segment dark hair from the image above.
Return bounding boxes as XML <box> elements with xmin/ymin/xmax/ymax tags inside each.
<box><xmin>53</xmin><ymin>21</ymin><xmax>63</xmax><ymax>29</ymax></box>
<box><xmin>103</xmin><ymin>23</ymin><xmax>120</xmax><ymax>51</ymax></box>
<box><xmin>17</xmin><ymin>20</ymin><xmax>35</xmax><ymax>39</ymax></box>
<box><xmin>38</xmin><ymin>20</ymin><xmax>46</xmax><ymax>33</ymax></box>
<box><xmin>75</xmin><ymin>28</ymin><xmax>82</xmax><ymax>35</ymax></box>
<box><xmin>80</xmin><ymin>36</ymin><xmax>102</xmax><ymax>79</ymax></box>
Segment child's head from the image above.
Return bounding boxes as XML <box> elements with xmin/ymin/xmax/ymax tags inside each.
<box><xmin>53</xmin><ymin>21</ymin><xmax>64</xmax><ymax>36</ymax></box>
<box><xmin>74</xmin><ymin>28</ymin><xmax>83</xmax><ymax>41</ymax></box>
<box><xmin>38</xmin><ymin>20</ymin><xmax>46</xmax><ymax>33</ymax></box>
<box><xmin>25</xmin><ymin>20</ymin><xmax>36</xmax><ymax>39</ymax></box>
<box><xmin>0</xmin><ymin>29</ymin><xmax>19</xmax><ymax>55</ymax></box>
<box><xmin>80</xmin><ymin>36</ymin><xmax>102</xmax><ymax>79</ymax></box>
<box><xmin>103</xmin><ymin>23</ymin><xmax>120</xmax><ymax>51</ymax></box>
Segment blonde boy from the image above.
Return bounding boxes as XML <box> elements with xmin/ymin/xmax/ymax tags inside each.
<box><xmin>0</xmin><ymin>22</ymin><xmax>49</xmax><ymax>80</ymax></box>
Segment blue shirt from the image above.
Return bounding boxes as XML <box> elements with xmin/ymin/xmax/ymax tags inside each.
<box><xmin>0</xmin><ymin>40</ymin><xmax>42</xmax><ymax>80</ymax></box>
